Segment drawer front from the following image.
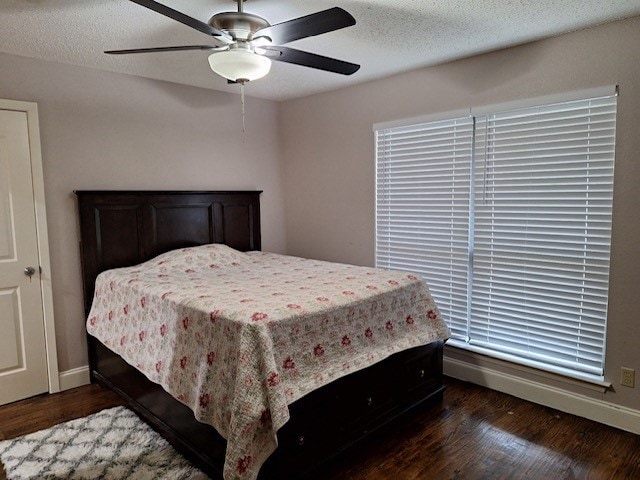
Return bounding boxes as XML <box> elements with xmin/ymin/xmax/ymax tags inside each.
<box><xmin>336</xmin><ymin>360</ymin><xmax>397</xmax><ymax>431</ymax></box>
<box><xmin>397</xmin><ymin>342</ymin><xmax>442</xmax><ymax>397</ymax></box>
<box><xmin>273</xmin><ymin>386</ymin><xmax>339</xmax><ymax>471</ymax></box>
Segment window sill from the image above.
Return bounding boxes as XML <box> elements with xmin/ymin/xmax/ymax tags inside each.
<box><xmin>444</xmin><ymin>343</ymin><xmax>611</xmax><ymax>395</ymax></box>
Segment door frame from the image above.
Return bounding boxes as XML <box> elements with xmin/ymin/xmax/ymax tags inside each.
<box><xmin>1</xmin><ymin>98</ymin><xmax>59</xmax><ymax>394</ymax></box>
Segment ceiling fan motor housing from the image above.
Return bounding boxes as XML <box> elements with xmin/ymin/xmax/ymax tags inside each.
<box><xmin>209</xmin><ymin>12</ymin><xmax>271</xmax><ymax>42</ymax></box>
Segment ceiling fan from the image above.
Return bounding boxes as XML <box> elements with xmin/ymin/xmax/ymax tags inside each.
<box><xmin>106</xmin><ymin>0</ymin><xmax>360</xmax><ymax>84</ymax></box>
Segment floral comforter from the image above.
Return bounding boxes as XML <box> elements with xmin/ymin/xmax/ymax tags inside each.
<box><xmin>87</xmin><ymin>244</ymin><xmax>450</xmax><ymax>480</ymax></box>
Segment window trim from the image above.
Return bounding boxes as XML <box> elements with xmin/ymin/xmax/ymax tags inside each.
<box><xmin>373</xmin><ymin>85</ymin><xmax>617</xmax><ymax>132</ymax></box>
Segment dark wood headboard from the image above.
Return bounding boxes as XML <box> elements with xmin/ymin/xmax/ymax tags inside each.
<box><xmin>75</xmin><ymin>190</ymin><xmax>261</xmax><ymax>315</ymax></box>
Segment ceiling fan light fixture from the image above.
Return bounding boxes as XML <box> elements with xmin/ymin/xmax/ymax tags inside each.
<box><xmin>208</xmin><ymin>50</ymin><xmax>271</xmax><ymax>82</ymax></box>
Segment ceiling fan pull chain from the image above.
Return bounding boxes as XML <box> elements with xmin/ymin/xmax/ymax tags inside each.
<box><xmin>241</xmin><ymin>82</ymin><xmax>246</xmax><ymax>133</ymax></box>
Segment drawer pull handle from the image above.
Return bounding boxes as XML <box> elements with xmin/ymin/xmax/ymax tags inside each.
<box><xmin>297</xmin><ymin>435</ymin><xmax>305</xmax><ymax>446</ymax></box>
<box><xmin>367</xmin><ymin>396</ymin><xmax>373</xmax><ymax>406</ymax></box>
<box><xmin>419</xmin><ymin>369</ymin><xmax>426</xmax><ymax>378</ymax></box>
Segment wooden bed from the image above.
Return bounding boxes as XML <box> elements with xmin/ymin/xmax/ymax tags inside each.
<box><xmin>76</xmin><ymin>190</ymin><xmax>445</xmax><ymax>479</ymax></box>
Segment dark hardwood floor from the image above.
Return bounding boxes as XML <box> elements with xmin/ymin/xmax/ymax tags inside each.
<box><xmin>1</xmin><ymin>377</ymin><xmax>638</xmax><ymax>479</ymax></box>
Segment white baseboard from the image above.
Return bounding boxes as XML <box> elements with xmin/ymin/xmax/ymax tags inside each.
<box><xmin>444</xmin><ymin>356</ymin><xmax>640</xmax><ymax>435</ymax></box>
<box><xmin>58</xmin><ymin>366</ymin><xmax>90</xmax><ymax>391</ymax></box>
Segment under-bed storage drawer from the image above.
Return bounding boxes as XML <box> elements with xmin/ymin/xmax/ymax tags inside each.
<box><xmin>326</xmin><ymin>359</ymin><xmax>398</xmax><ymax>438</ymax></box>
<box><xmin>340</xmin><ymin>341</ymin><xmax>443</xmax><ymax>434</ymax></box>
<box><xmin>263</xmin><ymin>341</ymin><xmax>444</xmax><ymax>478</ymax></box>
<box><xmin>396</xmin><ymin>341</ymin><xmax>443</xmax><ymax>398</ymax></box>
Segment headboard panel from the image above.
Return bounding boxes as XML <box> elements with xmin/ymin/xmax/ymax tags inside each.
<box><xmin>75</xmin><ymin>190</ymin><xmax>261</xmax><ymax>315</ymax></box>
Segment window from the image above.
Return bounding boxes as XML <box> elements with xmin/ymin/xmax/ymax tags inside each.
<box><xmin>375</xmin><ymin>89</ymin><xmax>617</xmax><ymax>382</ymax></box>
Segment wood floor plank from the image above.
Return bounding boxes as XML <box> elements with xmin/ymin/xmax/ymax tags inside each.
<box><xmin>0</xmin><ymin>378</ymin><xmax>638</xmax><ymax>479</ymax></box>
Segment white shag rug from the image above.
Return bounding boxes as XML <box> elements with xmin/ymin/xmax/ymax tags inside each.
<box><xmin>0</xmin><ymin>406</ymin><xmax>209</xmax><ymax>479</ymax></box>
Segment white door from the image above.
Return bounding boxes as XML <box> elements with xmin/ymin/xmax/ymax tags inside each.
<box><xmin>0</xmin><ymin>109</ymin><xmax>49</xmax><ymax>404</ymax></box>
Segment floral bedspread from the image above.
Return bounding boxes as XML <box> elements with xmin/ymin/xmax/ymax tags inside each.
<box><xmin>87</xmin><ymin>244</ymin><xmax>450</xmax><ymax>480</ymax></box>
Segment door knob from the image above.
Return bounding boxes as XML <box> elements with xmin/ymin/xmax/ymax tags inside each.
<box><xmin>24</xmin><ymin>266</ymin><xmax>37</xmax><ymax>277</ymax></box>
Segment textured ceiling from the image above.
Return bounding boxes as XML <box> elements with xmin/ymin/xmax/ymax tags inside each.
<box><xmin>2</xmin><ymin>0</ymin><xmax>640</xmax><ymax>101</ymax></box>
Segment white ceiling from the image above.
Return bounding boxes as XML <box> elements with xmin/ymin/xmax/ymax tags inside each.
<box><xmin>2</xmin><ymin>0</ymin><xmax>640</xmax><ymax>101</ymax></box>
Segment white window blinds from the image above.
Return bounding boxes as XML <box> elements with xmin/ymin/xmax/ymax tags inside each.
<box><xmin>375</xmin><ymin>92</ymin><xmax>616</xmax><ymax>382</ymax></box>
<box><xmin>376</xmin><ymin>117</ymin><xmax>473</xmax><ymax>340</ymax></box>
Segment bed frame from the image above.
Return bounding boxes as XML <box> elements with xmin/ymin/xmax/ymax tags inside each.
<box><xmin>76</xmin><ymin>190</ymin><xmax>445</xmax><ymax>479</ymax></box>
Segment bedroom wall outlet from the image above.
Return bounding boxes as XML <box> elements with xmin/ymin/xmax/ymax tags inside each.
<box><xmin>620</xmin><ymin>367</ymin><xmax>635</xmax><ymax>388</ymax></box>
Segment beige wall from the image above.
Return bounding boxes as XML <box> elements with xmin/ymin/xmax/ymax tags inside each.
<box><xmin>281</xmin><ymin>17</ymin><xmax>640</xmax><ymax>410</ymax></box>
<box><xmin>0</xmin><ymin>53</ymin><xmax>286</xmax><ymax>372</ymax></box>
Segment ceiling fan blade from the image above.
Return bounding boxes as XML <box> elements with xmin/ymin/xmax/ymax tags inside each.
<box><xmin>105</xmin><ymin>45</ymin><xmax>226</xmax><ymax>55</ymax></box>
<box><xmin>263</xmin><ymin>46</ymin><xmax>360</xmax><ymax>75</ymax></box>
<box><xmin>129</xmin><ymin>0</ymin><xmax>232</xmax><ymax>42</ymax></box>
<box><xmin>254</xmin><ymin>7</ymin><xmax>355</xmax><ymax>45</ymax></box>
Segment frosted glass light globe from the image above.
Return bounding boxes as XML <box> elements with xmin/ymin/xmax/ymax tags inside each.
<box><xmin>208</xmin><ymin>50</ymin><xmax>272</xmax><ymax>82</ymax></box>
